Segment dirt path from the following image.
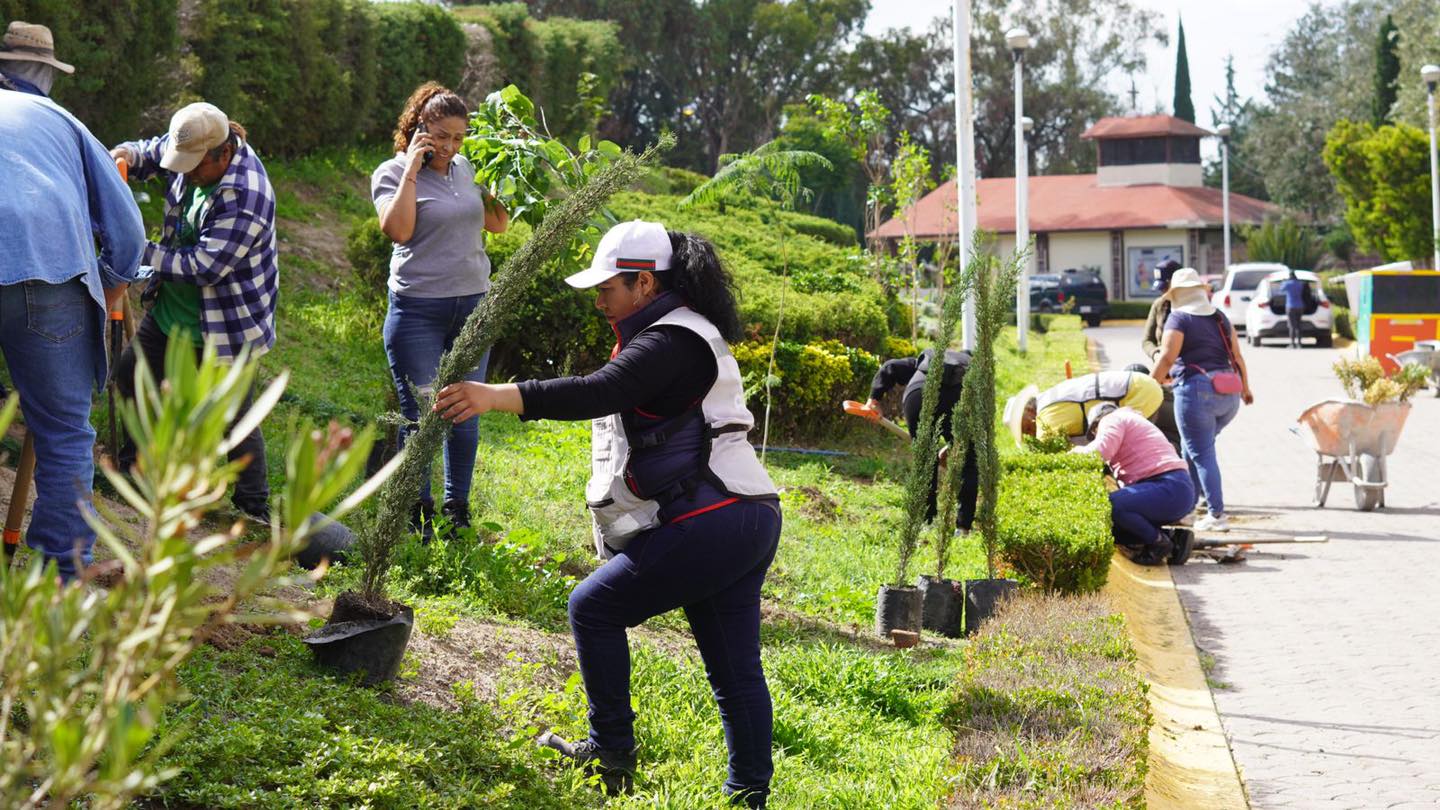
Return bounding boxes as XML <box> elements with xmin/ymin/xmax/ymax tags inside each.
<box><xmin>1088</xmin><ymin>323</ymin><xmax>1440</xmax><ymax>809</ymax></box>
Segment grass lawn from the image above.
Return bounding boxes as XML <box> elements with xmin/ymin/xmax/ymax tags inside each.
<box><xmin>23</xmin><ymin>148</ymin><xmax>1142</xmax><ymax>808</ymax></box>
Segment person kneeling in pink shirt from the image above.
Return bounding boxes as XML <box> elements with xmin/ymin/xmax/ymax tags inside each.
<box><xmin>1073</xmin><ymin>403</ymin><xmax>1195</xmax><ymax>566</ymax></box>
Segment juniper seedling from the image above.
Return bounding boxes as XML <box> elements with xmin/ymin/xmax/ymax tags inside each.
<box><xmin>893</xmin><ymin>285</ymin><xmax>966</xmax><ymax>587</ymax></box>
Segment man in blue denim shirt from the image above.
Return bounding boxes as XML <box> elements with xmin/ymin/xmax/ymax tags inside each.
<box><xmin>0</xmin><ymin>90</ymin><xmax>146</xmax><ymax>578</ymax></box>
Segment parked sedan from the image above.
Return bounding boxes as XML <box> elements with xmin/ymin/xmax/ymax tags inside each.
<box><xmin>1243</xmin><ymin>270</ymin><xmax>1334</xmax><ymax>347</ymax></box>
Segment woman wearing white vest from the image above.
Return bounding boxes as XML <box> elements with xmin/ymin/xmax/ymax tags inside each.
<box><xmin>434</xmin><ymin>221</ymin><xmax>781</xmax><ymax>807</ymax></box>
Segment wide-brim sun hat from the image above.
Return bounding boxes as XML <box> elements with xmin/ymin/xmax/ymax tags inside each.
<box><xmin>564</xmin><ymin>220</ymin><xmax>674</xmax><ymax>288</ymax></box>
<box><xmin>0</xmin><ymin>22</ymin><xmax>74</xmax><ymax>74</ymax></box>
<box><xmin>1162</xmin><ymin>268</ymin><xmax>1216</xmax><ymax>315</ymax></box>
<box><xmin>1003</xmin><ymin>384</ymin><xmax>1040</xmax><ymax>445</ymax></box>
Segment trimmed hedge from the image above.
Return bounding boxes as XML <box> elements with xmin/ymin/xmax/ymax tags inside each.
<box><xmin>944</xmin><ymin>593</ymin><xmax>1149</xmax><ymax>807</ymax></box>
<box><xmin>1104</xmin><ymin>300</ymin><xmax>1154</xmax><ymax>320</ymax></box>
<box><xmin>451</xmin><ymin>3</ymin><xmax>621</xmax><ymax>141</ymax></box>
<box><xmin>192</xmin><ymin>0</ymin><xmax>465</xmax><ymax>157</ymax></box>
<box><xmin>998</xmin><ymin>453</ymin><xmax>1113</xmax><ymax>594</ymax></box>
<box><xmin>1334</xmin><ymin>306</ymin><xmax>1355</xmax><ymax>340</ymax></box>
<box><xmin>0</xmin><ymin>0</ymin><xmax>179</xmax><ymax>144</ymax></box>
<box><xmin>610</xmin><ymin>192</ymin><xmax>891</xmax><ymax>351</ymax></box>
<box><xmin>732</xmin><ymin>339</ymin><xmax>879</xmax><ymax>438</ymax></box>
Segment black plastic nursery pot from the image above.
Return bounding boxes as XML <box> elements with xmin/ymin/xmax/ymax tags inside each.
<box><xmin>916</xmin><ymin>575</ymin><xmax>964</xmax><ymax>638</ymax></box>
<box><xmin>963</xmin><ymin>578</ymin><xmax>1018</xmax><ymax>637</ymax></box>
<box><xmin>303</xmin><ymin>592</ymin><xmax>414</xmax><ymax>686</ymax></box>
<box><xmin>875</xmin><ymin>584</ymin><xmax>923</xmax><ymax>639</ymax></box>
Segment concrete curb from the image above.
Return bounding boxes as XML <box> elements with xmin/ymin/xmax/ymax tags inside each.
<box><xmin>1104</xmin><ymin>554</ymin><xmax>1249</xmax><ymax>809</ymax></box>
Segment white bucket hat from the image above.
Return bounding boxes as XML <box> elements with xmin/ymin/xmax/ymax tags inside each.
<box><xmin>1162</xmin><ymin>268</ymin><xmax>1216</xmax><ymax>316</ymax></box>
<box><xmin>0</xmin><ymin>22</ymin><xmax>73</xmax><ymax>73</ymax></box>
<box><xmin>565</xmin><ymin>220</ymin><xmax>674</xmax><ymax>288</ymax></box>
<box><xmin>160</xmin><ymin>102</ymin><xmax>231</xmax><ymax>173</ymax></box>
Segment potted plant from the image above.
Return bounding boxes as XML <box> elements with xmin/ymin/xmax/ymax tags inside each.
<box><xmin>916</xmin><ymin>457</ymin><xmax>964</xmax><ymax>637</ymax></box>
<box><xmin>304</xmin><ymin>99</ymin><xmax>670</xmax><ymax>684</ymax></box>
<box><xmin>953</xmin><ymin>242</ymin><xmax>1023</xmax><ymax>635</ymax></box>
<box><xmin>876</xmin><ymin>285</ymin><xmax>965</xmax><ymax>641</ymax></box>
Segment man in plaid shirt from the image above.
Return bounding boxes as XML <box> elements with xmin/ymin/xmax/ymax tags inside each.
<box><xmin>110</xmin><ymin>102</ymin><xmax>279</xmax><ymax>521</ymax></box>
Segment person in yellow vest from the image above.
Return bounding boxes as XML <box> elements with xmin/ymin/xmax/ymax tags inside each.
<box><xmin>1004</xmin><ymin>370</ymin><xmax>1167</xmax><ymax>444</ymax></box>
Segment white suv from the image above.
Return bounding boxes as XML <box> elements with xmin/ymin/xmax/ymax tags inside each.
<box><xmin>1243</xmin><ymin>270</ymin><xmax>1333</xmax><ymax>347</ymax></box>
<box><xmin>1212</xmin><ymin>263</ymin><xmax>1287</xmax><ymax>333</ymax></box>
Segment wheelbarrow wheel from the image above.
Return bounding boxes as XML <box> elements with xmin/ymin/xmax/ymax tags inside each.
<box><xmin>1354</xmin><ymin>453</ymin><xmax>1383</xmax><ymax>512</ymax></box>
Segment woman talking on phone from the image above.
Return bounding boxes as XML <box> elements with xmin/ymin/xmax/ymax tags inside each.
<box><xmin>371</xmin><ymin>82</ymin><xmax>508</xmax><ymax>535</ymax></box>
<box><xmin>432</xmin><ymin>221</ymin><xmax>781</xmax><ymax>808</ymax></box>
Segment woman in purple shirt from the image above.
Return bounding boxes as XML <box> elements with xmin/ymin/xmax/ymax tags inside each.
<box><xmin>1151</xmin><ymin>269</ymin><xmax>1253</xmax><ymax>533</ymax></box>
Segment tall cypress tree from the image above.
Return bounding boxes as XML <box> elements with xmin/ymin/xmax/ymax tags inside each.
<box><xmin>1173</xmin><ymin>18</ymin><xmax>1195</xmax><ymax>122</ymax></box>
<box><xmin>1373</xmin><ymin>15</ymin><xmax>1400</xmax><ymax>126</ymax></box>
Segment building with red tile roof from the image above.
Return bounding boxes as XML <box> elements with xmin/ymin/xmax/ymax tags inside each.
<box><xmin>870</xmin><ymin>114</ymin><xmax>1280</xmax><ymax>301</ymax></box>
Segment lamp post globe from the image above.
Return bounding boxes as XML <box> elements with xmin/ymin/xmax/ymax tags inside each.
<box><xmin>1006</xmin><ymin>27</ymin><xmax>1031</xmax><ymax>54</ymax></box>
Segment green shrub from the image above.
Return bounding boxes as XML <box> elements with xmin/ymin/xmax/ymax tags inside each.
<box><xmin>391</xmin><ymin>527</ymin><xmax>576</xmax><ymax>629</ymax></box>
<box><xmin>2</xmin><ymin>0</ymin><xmax>180</xmax><ymax>144</ymax></box>
<box><xmin>1105</xmin><ymin>300</ymin><xmax>1154</xmax><ymax>320</ymax></box>
<box><xmin>610</xmin><ymin>191</ymin><xmax>890</xmax><ymax>350</ymax></box>
<box><xmin>344</xmin><ymin>217</ymin><xmax>391</xmax><ymax>299</ymax></box>
<box><xmin>192</xmin><ymin>0</ymin><xmax>463</xmax><ymax>156</ymax></box>
<box><xmin>776</xmin><ymin>209</ymin><xmax>859</xmax><ymax>247</ymax></box>
<box><xmin>1334</xmin><ymin>306</ymin><xmax>1354</xmax><ymax>340</ymax></box>
<box><xmin>370</xmin><ymin>2</ymin><xmax>468</xmax><ymax>139</ymax></box>
<box><xmin>997</xmin><ymin>453</ymin><xmax>1113</xmax><ymax>594</ymax></box>
<box><xmin>1241</xmin><ymin>216</ymin><xmax>1324</xmax><ymax>269</ymax></box>
<box><xmin>882</xmin><ymin>335</ymin><xmax>920</xmax><ymax>361</ymax></box>
<box><xmin>733</xmin><ymin>339</ymin><xmax>878</xmax><ymax>437</ymax></box>
<box><xmin>943</xmin><ymin>593</ymin><xmax>1149</xmax><ymax>807</ymax></box>
<box><xmin>452</xmin><ymin>2</ymin><xmax>621</xmax><ymax>143</ymax></box>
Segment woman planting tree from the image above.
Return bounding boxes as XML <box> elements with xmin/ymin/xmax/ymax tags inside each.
<box><xmin>372</xmin><ymin>82</ymin><xmax>509</xmax><ymax>536</ymax></box>
<box><xmin>433</xmin><ymin>221</ymin><xmax>780</xmax><ymax>808</ymax></box>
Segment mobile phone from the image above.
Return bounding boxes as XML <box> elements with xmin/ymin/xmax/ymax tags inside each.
<box><xmin>418</xmin><ymin>123</ymin><xmax>434</xmax><ymax>163</ymax></box>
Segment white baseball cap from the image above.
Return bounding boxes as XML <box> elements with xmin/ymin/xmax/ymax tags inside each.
<box><xmin>160</xmin><ymin>102</ymin><xmax>231</xmax><ymax>173</ymax></box>
<box><xmin>564</xmin><ymin>220</ymin><xmax>673</xmax><ymax>288</ymax></box>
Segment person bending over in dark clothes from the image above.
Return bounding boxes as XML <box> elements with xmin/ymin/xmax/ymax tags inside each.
<box><xmin>864</xmin><ymin>348</ymin><xmax>978</xmax><ymax>531</ymax></box>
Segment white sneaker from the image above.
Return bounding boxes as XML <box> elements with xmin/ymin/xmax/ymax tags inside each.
<box><xmin>1195</xmin><ymin>513</ymin><xmax>1229</xmax><ymax>533</ymax></box>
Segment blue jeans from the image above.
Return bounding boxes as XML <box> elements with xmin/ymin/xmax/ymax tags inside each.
<box><xmin>382</xmin><ymin>291</ymin><xmax>489</xmax><ymax>505</ymax></box>
<box><xmin>1173</xmin><ymin>376</ymin><xmax>1240</xmax><ymax>516</ymax></box>
<box><xmin>568</xmin><ymin>500</ymin><xmax>781</xmax><ymax>796</ymax></box>
<box><xmin>1110</xmin><ymin>469</ymin><xmax>1195</xmax><ymax>548</ymax></box>
<box><xmin>0</xmin><ymin>278</ymin><xmax>103</xmax><ymax>578</ymax></box>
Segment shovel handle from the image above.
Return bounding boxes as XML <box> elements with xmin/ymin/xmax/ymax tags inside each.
<box><xmin>115</xmin><ymin>156</ymin><xmax>129</xmax><ymax>183</ymax></box>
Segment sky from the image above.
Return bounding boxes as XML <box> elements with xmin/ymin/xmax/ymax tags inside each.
<box><xmin>864</xmin><ymin>0</ymin><xmax>1314</xmax><ymax>153</ymax></box>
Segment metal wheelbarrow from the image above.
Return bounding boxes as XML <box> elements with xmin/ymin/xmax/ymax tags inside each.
<box><xmin>1296</xmin><ymin>399</ymin><xmax>1411</xmax><ymax>511</ymax></box>
<box><xmin>1394</xmin><ymin>347</ymin><xmax>1440</xmax><ymax>396</ymax></box>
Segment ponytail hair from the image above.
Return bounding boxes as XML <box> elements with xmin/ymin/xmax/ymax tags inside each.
<box><xmin>206</xmin><ymin>120</ymin><xmax>248</xmax><ymax>159</ymax></box>
<box><xmin>392</xmin><ymin>82</ymin><xmax>469</xmax><ymax>154</ymax></box>
<box><xmin>659</xmin><ymin>232</ymin><xmax>742</xmax><ymax>342</ymax></box>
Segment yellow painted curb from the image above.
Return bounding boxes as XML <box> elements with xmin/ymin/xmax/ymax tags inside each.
<box><xmin>1104</xmin><ymin>554</ymin><xmax>1249</xmax><ymax>809</ymax></box>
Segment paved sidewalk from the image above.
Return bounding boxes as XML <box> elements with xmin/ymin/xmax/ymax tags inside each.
<box><xmin>1088</xmin><ymin>325</ymin><xmax>1440</xmax><ymax>809</ymax></box>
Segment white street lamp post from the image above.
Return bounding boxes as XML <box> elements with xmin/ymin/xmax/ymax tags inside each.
<box><xmin>1008</xmin><ymin>27</ymin><xmax>1032</xmax><ymax>351</ymax></box>
<box><xmin>1423</xmin><ymin>65</ymin><xmax>1440</xmax><ymax>270</ymax></box>
<box><xmin>1218</xmin><ymin>123</ymin><xmax>1232</xmax><ymax>272</ymax></box>
<box><xmin>954</xmin><ymin>0</ymin><xmax>977</xmax><ymax>349</ymax></box>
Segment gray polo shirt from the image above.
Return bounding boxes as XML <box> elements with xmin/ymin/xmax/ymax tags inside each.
<box><xmin>371</xmin><ymin>153</ymin><xmax>491</xmax><ymax>298</ymax></box>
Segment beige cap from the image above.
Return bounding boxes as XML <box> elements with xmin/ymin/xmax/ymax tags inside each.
<box><xmin>0</xmin><ymin>22</ymin><xmax>73</xmax><ymax>73</ymax></box>
<box><xmin>160</xmin><ymin>102</ymin><xmax>230</xmax><ymax>173</ymax></box>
